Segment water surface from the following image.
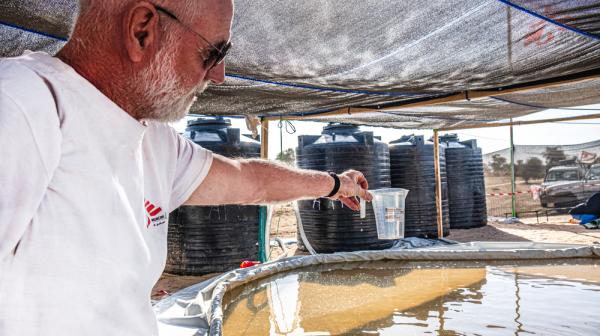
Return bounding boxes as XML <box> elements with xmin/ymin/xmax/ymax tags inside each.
<box><xmin>223</xmin><ymin>259</ymin><xmax>600</xmax><ymax>335</ymax></box>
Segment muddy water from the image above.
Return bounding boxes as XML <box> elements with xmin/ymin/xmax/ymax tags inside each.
<box><xmin>222</xmin><ymin>259</ymin><xmax>600</xmax><ymax>335</ymax></box>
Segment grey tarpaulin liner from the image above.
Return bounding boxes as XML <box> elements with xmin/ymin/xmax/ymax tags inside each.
<box><xmin>154</xmin><ymin>242</ymin><xmax>600</xmax><ymax>336</ymax></box>
<box><xmin>3</xmin><ymin>1</ymin><xmax>600</xmax><ymax>129</ymax></box>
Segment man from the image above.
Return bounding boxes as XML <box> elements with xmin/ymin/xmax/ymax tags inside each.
<box><xmin>0</xmin><ymin>0</ymin><xmax>371</xmax><ymax>335</ymax></box>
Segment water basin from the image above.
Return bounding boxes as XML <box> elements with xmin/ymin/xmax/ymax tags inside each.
<box><xmin>222</xmin><ymin>259</ymin><xmax>600</xmax><ymax>335</ymax></box>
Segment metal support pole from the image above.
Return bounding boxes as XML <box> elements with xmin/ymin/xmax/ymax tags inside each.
<box><xmin>258</xmin><ymin>118</ymin><xmax>269</xmax><ymax>262</ymax></box>
<box><xmin>510</xmin><ymin>119</ymin><xmax>516</xmax><ymax>218</ymax></box>
<box><xmin>433</xmin><ymin>129</ymin><xmax>444</xmax><ymax>238</ymax></box>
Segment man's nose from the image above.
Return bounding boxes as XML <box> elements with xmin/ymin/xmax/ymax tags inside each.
<box><xmin>206</xmin><ymin>62</ymin><xmax>226</xmax><ymax>85</ymax></box>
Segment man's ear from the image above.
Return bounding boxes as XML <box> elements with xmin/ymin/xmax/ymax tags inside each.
<box><xmin>123</xmin><ymin>3</ymin><xmax>159</xmax><ymax>62</ymax></box>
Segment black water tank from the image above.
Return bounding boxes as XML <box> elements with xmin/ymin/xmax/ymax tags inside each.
<box><xmin>440</xmin><ymin>134</ymin><xmax>487</xmax><ymax>229</ymax></box>
<box><xmin>166</xmin><ymin>117</ymin><xmax>261</xmax><ymax>275</ymax></box>
<box><xmin>389</xmin><ymin>135</ymin><xmax>450</xmax><ymax>237</ymax></box>
<box><xmin>295</xmin><ymin>123</ymin><xmax>393</xmax><ymax>253</ymax></box>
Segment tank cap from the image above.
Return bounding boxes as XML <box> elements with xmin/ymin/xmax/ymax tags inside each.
<box><xmin>438</xmin><ymin>134</ymin><xmax>460</xmax><ymax>143</ymax></box>
<box><xmin>391</xmin><ymin>134</ymin><xmax>426</xmax><ymax>145</ymax></box>
<box><xmin>187</xmin><ymin>116</ymin><xmax>231</xmax><ymax>127</ymax></box>
<box><xmin>322</xmin><ymin>123</ymin><xmax>360</xmax><ymax>135</ymax></box>
<box><xmin>390</xmin><ymin>134</ymin><xmax>414</xmax><ymax>144</ymax></box>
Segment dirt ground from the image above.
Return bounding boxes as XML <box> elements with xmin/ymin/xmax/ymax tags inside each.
<box><xmin>152</xmin><ymin>204</ymin><xmax>600</xmax><ymax>299</ymax></box>
<box><xmin>448</xmin><ymin>215</ymin><xmax>600</xmax><ymax>245</ymax></box>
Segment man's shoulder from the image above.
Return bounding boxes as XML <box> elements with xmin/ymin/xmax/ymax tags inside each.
<box><xmin>146</xmin><ymin>122</ymin><xmax>179</xmax><ymax>136</ymax></box>
<box><xmin>0</xmin><ymin>55</ymin><xmax>62</xmax><ymax>141</ymax></box>
<box><xmin>143</xmin><ymin>122</ymin><xmax>206</xmax><ymax>161</ymax></box>
<box><xmin>0</xmin><ymin>54</ymin><xmax>45</xmax><ymax>83</ymax></box>
<box><xmin>1</xmin><ymin>54</ymin><xmax>55</xmax><ymax>96</ymax></box>
<box><xmin>144</xmin><ymin>122</ymin><xmax>185</xmax><ymax>147</ymax></box>
<box><xmin>0</xmin><ymin>54</ymin><xmax>59</xmax><ymax>116</ymax></box>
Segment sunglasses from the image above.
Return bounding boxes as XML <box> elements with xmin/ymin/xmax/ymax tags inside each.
<box><xmin>154</xmin><ymin>5</ymin><xmax>232</xmax><ymax>70</ymax></box>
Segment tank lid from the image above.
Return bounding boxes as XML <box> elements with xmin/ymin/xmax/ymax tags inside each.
<box><xmin>435</xmin><ymin>134</ymin><xmax>478</xmax><ymax>149</ymax></box>
<box><xmin>187</xmin><ymin>116</ymin><xmax>231</xmax><ymax>128</ymax></box>
<box><xmin>390</xmin><ymin>134</ymin><xmax>428</xmax><ymax>145</ymax></box>
<box><xmin>322</xmin><ymin>123</ymin><xmax>360</xmax><ymax>135</ymax></box>
<box><xmin>439</xmin><ymin>134</ymin><xmax>460</xmax><ymax>143</ymax></box>
<box><xmin>389</xmin><ymin>134</ymin><xmax>414</xmax><ymax>144</ymax></box>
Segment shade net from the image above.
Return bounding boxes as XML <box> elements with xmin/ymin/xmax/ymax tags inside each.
<box><xmin>2</xmin><ymin>0</ymin><xmax>600</xmax><ymax>129</ymax></box>
<box><xmin>192</xmin><ymin>0</ymin><xmax>600</xmax><ymax>128</ymax></box>
<box><xmin>0</xmin><ymin>0</ymin><xmax>77</xmax><ymax>57</ymax></box>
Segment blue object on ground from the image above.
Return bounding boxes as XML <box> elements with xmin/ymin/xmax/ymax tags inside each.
<box><xmin>572</xmin><ymin>214</ymin><xmax>599</xmax><ymax>225</ymax></box>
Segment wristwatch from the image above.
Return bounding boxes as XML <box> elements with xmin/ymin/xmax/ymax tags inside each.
<box><xmin>325</xmin><ymin>171</ymin><xmax>340</xmax><ymax>198</ymax></box>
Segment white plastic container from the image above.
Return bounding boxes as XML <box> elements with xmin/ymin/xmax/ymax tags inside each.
<box><xmin>370</xmin><ymin>188</ymin><xmax>409</xmax><ymax>239</ymax></box>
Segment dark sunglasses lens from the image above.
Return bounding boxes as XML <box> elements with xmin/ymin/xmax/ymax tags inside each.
<box><xmin>214</xmin><ymin>42</ymin><xmax>231</xmax><ymax>66</ymax></box>
<box><xmin>221</xmin><ymin>42</ymin><xmax>232</xmax><ymax>59</ymax></box>
<box><xmin>205</xmin><ymin>42</ymin><xmax>231</xmax><ymax>69</ymax></box>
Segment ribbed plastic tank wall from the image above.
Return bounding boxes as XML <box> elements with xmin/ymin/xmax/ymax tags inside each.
<box><xmin>166</xmin><ymin>117</ymin><xmax>261</xmax><ymax>275</ymax></box>
<box><xmin>296</xmin><ymin>123</ymin><xmax>393</xmax><ymax>253</ymax></box>
<box><xmin>389</xmin><ymin>135</ymin><xmax>450</xmax><ymax>237</ymax></box>
<box><xmin>440</xmin><ymin>134</ymin><xmax>487</xmax><ymax>229</ymax></box>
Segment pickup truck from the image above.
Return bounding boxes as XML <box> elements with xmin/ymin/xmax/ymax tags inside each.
<box><xmin>539</xmin><ymin>164</ymin><xmax>600</xmax><ymax>208</ymax></box>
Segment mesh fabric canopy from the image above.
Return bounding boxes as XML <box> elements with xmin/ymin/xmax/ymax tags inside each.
<box><xmin>2</xmin><ymin>0</ymin><xmax>599</xmax><ymax>129</ymax></box>
<box><xmin>195</xmin><ymin>0</ymin><xmax>600</xmax><ymax>128</ymax></box>
<box><xmin>0</xmin><ymin>0</ymin><xmax>76</xmax><ymax>57</ymax></box>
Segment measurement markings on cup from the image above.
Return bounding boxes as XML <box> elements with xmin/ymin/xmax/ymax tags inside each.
<box><xmin>385</xmin><ymin>208</ymin><xmax>404</xmax><ymax>222</ymax></box>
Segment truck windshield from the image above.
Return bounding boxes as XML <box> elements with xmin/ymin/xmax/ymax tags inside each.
<box><xmin>545</xmin><ymin>170</ymin><xmax>579</xmax><ymax>182</ymax></box>
<box><xmin>587</xmin><ymin>167</ymin><xmax>600</xmax><ymax>181</ymax></box>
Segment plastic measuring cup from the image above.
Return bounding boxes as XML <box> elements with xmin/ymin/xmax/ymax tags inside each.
<box><xmin>370</xmin><ymin>188</ymin><xmax>409</xmax><ymax>239</ymax></box>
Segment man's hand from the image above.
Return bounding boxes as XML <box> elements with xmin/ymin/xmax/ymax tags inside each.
<box><xmin>329</xmin><ymin>170</ymin><xmax>373</xmax><ymax>211</ymax></box>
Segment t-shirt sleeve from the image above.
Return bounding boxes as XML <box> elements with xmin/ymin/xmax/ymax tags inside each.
<box><xmin>168</xmin><ymin>128</ymin><xmax>213</xmax><ymax>210</ymax></box>
<box><xmin>0</xmin><ymin>62</ymin><xmax>62</xmax><ymax>259</ymax></box>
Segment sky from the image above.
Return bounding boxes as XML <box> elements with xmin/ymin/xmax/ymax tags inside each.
<box><xmin>173</xmin><ymin>104</ymin><xmax>600</xmax><ymax>160</ymax></box>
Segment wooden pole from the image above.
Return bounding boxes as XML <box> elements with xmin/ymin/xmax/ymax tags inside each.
<box><xmin>433</xmin><ymin>129</ymin><xmax>444</xmax><ymax>238</ymax></box>
<box><xmin>439</xmin><ymin>113</ymin><xmax>600</xmax><ymax>131</ymax></box>
<box><xmin>263</xmin><ymin>73</ymin><xmax>600</xmax><ymax>121</ymax></box>
<box><xmin>260</xmin><ymin>118</ymin><xmax>269</xmax><ymax>159</ymax></box>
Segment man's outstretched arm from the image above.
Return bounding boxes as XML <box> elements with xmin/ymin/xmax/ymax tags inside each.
<box><xmin>185</xmin><ymin>154</ymin><xmax>372</xmax><ymax>210</ymax></box>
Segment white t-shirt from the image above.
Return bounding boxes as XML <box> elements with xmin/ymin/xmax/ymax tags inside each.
<box><xmin>0</xmin><ymin>51</ymin><xmax>213</xmax><ymax>336</ymax></box>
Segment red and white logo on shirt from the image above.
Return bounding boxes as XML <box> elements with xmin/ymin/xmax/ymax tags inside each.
<box><xmin>144</xmin><ymin>199</ymin><xmax>166</xmax><ymax>228</ymax></box>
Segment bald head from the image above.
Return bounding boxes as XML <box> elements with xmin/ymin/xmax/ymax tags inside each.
<box><xmin>58</xmin><ymin>0</ymin><xmax>234</xmax><ymax>122</ymax></box>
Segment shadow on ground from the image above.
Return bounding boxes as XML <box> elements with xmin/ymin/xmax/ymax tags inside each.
<box><xmin>448</xmin><ymin>225</ymin><xmax>531</xmax><ymax>243</ymax></box>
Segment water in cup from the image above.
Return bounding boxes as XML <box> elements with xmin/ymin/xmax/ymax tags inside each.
<box><xmin>370</xmin><ymin>188</ymin><xmax>409</xmax><ymax>239</ymax></box>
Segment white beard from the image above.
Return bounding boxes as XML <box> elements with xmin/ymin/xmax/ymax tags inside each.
<box><xmin>131</xmin><ymin>37</ymin><xmax>209</xmax><ymax>122</ymax></box>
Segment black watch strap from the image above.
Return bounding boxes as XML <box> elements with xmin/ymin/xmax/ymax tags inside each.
<box><xmin>325</xmin><ymin>172</ymin><xmax>341</xmax><ymax>198</ymax></box>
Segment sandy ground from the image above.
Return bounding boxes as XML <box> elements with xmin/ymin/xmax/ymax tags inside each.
<box><xmin>152</xmin><ymin>204</ymin><xmax>600</xmax><ymax>299</ymax></box>
<box><xmin>448</xmin><ymin>215</ymin><xmax>600</xmax><ymax>245</ymax></box>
